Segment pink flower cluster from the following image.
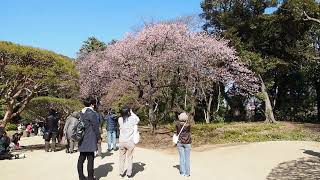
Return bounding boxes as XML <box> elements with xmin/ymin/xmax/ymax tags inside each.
<box><xmin>77</xmin><ymin>22</ymin><xmax>258</xmax><ymax>99</ymax></box>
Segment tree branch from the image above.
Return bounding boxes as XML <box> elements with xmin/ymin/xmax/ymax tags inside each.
<box><xmin>304</xmin><ymin>11</ymin><xmax>320</xmax><ymax>24</ymax></box>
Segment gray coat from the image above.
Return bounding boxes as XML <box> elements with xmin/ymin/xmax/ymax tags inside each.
<box><xmin>63</xmin><ymin>112</ymin><xmax>80</xmax><ymax>139</ymax></box>
<box><xmin>78</xmin><ymin>108</ymin><xmax>100</xmax><ymax>152</ymax></box>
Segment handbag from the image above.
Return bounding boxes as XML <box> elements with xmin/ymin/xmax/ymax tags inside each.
<box><xmin>133</xmin><ymin>125</ymin><xmax>140</xmax><ymax>144</ymax></box>
<box><xmin>172</xmin><ymin>122</ymin><xmax>187</xmax><ymax>144</ymax></box>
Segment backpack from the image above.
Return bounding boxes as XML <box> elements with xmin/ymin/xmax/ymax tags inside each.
<box><xmin>71</xmin><ymin>113</ymin><xmax>85</xmax><ymax>142</ymax></box>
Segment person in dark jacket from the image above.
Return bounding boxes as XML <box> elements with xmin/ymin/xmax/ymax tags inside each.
<box><xmin>175</xmin><ymin>112</ymin><xmax>192</xmax><ymax>177</ymax></box>
<box><xmin>96</xmin><ymin>112</ymin><xmax>104</xmax><ymax>157</ymax></box>
<box><xmin>106</xmin><ymin>109</ymin><xmax>118</xmax><ymax>151</ymax></box>
<box><xmin>77</xmin><ymin>97</ymin><xmax>101</xmax><ymax>180</ymax></box>
<box><xmin>0</xmin><ymin>127</ymin><xmax>13</xmax><ymax>160</ymax></box>
<box><xmin>44</xmin><ymin>109</ymin><xmax>59</xmax><ymax>152</ymax></box>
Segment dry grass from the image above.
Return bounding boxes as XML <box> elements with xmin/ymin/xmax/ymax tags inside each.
<box><xmin>138</xmin><ymin>122</ymin><xmax>320</xmax><ymax>149</ymax></box>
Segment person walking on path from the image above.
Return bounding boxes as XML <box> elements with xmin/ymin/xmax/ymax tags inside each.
<box><xmin>44</xmin><ymin>109</ymin><xmax>59</xmax><ymax>152</ymax></box>
<box><xmin>63</xmin><ymin>112</ymin><xmax>80</xmax><ymax>153</ymax></box>
<box><xmin>106</xmin><ymin>109</ymin><xmax>118</xmax><ymax>151</ymax></box>
<box><xmin>176</xmin><ymin>112</ymin><xmax>192</xmax><ymax>177</ymax></box>
<box><xmin>118</xmin><ymin>106</ymin><xmax>140</xmax><ymax>179</ymax></box>
<box><xmin>77</xmin><ymin>97</ymin><xmax>101</xmax><ymax>180</ymax></box>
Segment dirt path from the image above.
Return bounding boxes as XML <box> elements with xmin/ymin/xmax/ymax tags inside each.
<box><xmin>1</xmin><ymin>136</ymin><xmax>319</xmax><ymax>180</ymax></box>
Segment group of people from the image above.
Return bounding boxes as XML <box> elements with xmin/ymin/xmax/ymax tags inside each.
<box><xmin>18</xmin><ymin>123</ymin><xmax>44</xmax><ymax>137</ymax></box>
<box><xmin>0</xmin><ymin>127</ymin><xmax>23</xmax><ymax>160</ymax></box>
<box><xmin>76</xmin><ymin>97</ymin><xmax>140</xmax><ymax>180</ymax></box>
<box><xmin>74</xmin><ymin>97</ymin><xmax>192</xmax><ymax>180</ymax></box>
<box><xmin>1</xmin><ymin>96</ymin><xmax>192</xmax><ymax>179</ymax></box>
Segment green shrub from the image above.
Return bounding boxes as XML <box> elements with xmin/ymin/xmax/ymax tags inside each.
<box><xmin>21</xmin><ymin>96</ymin><xmax>83</xmax><ymax>122</ymax></box>
<box><xmin>5</xmin><ymin>123</ymin><xmax>17</xmax><ymax>131</ymax></box>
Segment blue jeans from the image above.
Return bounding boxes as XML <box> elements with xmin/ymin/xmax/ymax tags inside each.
<box><xmin>177</xmin><ymin>143</ymin><xmax>191</xmax><ymax>176</ymax></box>
<box><xmin>107</xmin><ymin>130</ymin><xmax>117</xmax><ymax>150</ymax></box>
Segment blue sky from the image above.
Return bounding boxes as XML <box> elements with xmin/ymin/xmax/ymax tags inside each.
<box><xmin>1</xmin><ymin>0</ymin><xmax>203</xmax><ymax>58</ymax></box>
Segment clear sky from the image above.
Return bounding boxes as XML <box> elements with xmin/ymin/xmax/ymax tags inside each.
<box><xmin>1</xmin><ymin>0</ymin><xmax>203</xmax><ymax>58</ymax></box>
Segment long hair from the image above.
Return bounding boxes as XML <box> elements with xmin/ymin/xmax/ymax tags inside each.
<box><xmin>121</xmin><ymin>106</ymin><xmax>130</xmax><ymax>122</ymax></box>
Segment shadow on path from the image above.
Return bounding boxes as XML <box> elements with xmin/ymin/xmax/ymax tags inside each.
<box><xmin>267</xmin><ymin>157</ymin><xmax>320</xmax><ymax>180</ymax></box>
<box><xmin>303</xmin><ymin>149</ymin><xmax>320</xmax><ymax>158</ymax></box>
<box><xmin>21</xmin><ymin>144</ymin><xmax>65</xmax><ymax>152</ymax></box>
<box><xmin>173</xmin><ymin>165</ymin><xmax>180</xmax><ymax>172</ymax></box>
<box><xmin>132</xmin><ymin>162</ymin><xmax>146</xmax><ymax>177</ymax></box>
<box><xmin>94</xmin><ymin>163</ymin><xmax>114</xmax><ymax>180</ymax></box>
<box><xmin>100</xmin><ymin>151</ymin><xmax>113</xmax><ymax>159</ymax></box>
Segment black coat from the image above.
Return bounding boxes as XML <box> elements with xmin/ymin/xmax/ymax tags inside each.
<box><xmin>78</xmin><ymin>108</ymin><xmax>100</xmax><ymax>152</ymax></box>
<box><xmin>45</xmin><ymin>115</ymin><xmax>59</xmax><ymax>133</ymax></box>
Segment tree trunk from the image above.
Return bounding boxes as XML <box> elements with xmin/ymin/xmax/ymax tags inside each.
<box><xmin>204</xmin><ymin>94</ymin><xmax>213</xmax><ymax>124</ymax></box>
<box><xmin>213</xmin><ymin>85</ymin><xmax>221</xmax><ymax>121</ymax></box>
<box><xmin>148</xmin><ymin>104</ymin><xmax>156</xmax><ymax>133</ymax></box>
<box><xmin>260</xmin><ymin>76</ymin><xmax>276</xmax><ymax>123</ymax></box>
<box><xmin>2</xmin><ymin>106</ymin><xmax>13</xmax><ymax>127</ymax></box>
<box><xmin>184</xmin><ymin>88</ymin><xmax>188</xmax><ymax>110</ymax></box>
<box><xmin>189</xmin><ymin>95</ymin><xmax>196</xmax><ymax>124</ymax></box>
<box><xmin>315</xmin><ymin>81</ymin><xmax>320</xmax><ymax>122</ymax></box>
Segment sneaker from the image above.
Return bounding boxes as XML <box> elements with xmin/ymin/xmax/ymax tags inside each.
<box><xmin>126</xmin><ymin>175</ymin><xmax>133</xmax><ymax>179</ymax></box>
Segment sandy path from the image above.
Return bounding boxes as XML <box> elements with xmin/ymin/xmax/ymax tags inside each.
<box><xmin>0</xmin><ymin>136</ymin><xmax>319</xmax><ymax>180</ymax></box>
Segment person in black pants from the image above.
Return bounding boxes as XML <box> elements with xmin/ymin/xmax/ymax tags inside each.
<box><xmin>44</xmin><ymin>109</ymin><xmax>59</xmax><ymax>152</ymax></box>
<box><xmin>77</xmin><ymin>97</ymin><xmax>101</xmax><ymax>180</ymax></box>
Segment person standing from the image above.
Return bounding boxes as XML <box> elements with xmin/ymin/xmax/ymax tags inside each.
<box><xmin>44</xmin><ymin>109</ymin><xmax>59</xmax><ymax>152</ymax></box>
<box><xmin>106</xmin><ymin>109</ymin><xmax>118</xmax><ymax>151</ymax></box>
<box><xmin>118</xmin><ymin>106</ymin><xmax>140</xmax><ymax>179</ymax></box>
<box><xmin>33</xmin><ymin>123</ymin><xmax>39</xmax><ymax>136</ymax></box>
<box><xmin>175</xmin><ymin>112</ymin><xmax>192</xmax><ymax>177</ymax></box>
<box><xmin>77</xmin><ymin>97</ymin><xmax>101</xmax><ymax>180</ymax></box>
<box><xmin>26</xmin><ymin>123</ymin><xmax>32</xmax><ymax>137</ymax></box>
<box><xmin>96</xmin><ymin>112</ymin><xmax>104</xmax><ymax>157</ymax></box>
<box><xmin>63</xmin><ymin>112</ymin><xmax>80</xmax><ymax>153</ymax></box>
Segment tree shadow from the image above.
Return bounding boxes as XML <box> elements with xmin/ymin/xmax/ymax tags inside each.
<box><xmin>266</xmin><ymin>157</ymin><xmax>320</xmax><ymax>180</ymax></box>
<box><xmin>132</xmin><ymin>162</ymin><xmax>146</xmax><ymax>177</ymax></box>
<box><xmin>94</xmin><ymin>162</ymin><xmax>114</xmax><ymax>180</ymax></box>
<box><xmin>303</xmin><ymin>149</ymin><xmax>320</xmax><ymax>158</ymax></box>
<box><xmin>100</xmin><ymin>151</ymin><xmax>113</xmax><ymax>159</ymax></box>
<box><xmin>20</xmin><ymin>144</ymin><xmax>65</xmax><ymax>152</ymax></box>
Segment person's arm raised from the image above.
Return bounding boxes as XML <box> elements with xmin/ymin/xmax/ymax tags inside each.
<box><xmin>130</xmin><ymin>109</ymin><xmax>140</xmax><ymax>124</ymax></box>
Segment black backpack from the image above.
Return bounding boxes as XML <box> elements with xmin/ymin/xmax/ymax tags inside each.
<box><xmin>71</xmin><ymin>113</ymin><xmax>85</xmax><ymax>142</ymax></box>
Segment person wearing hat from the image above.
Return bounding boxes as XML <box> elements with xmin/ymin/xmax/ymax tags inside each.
<box><xmin>176</xmin><ymin>112</ymin><xmax>192</xmax><ymax>177</ymax></box>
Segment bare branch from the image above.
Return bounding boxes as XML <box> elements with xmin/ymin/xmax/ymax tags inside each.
<box><xmin>304</xmin><ymin>11</ymin><xmax>320</xmax><ymax>24</ymax></box>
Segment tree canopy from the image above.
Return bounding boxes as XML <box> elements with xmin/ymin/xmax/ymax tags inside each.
<box><xmin>78</xmin><ymin>22</ymin><xmax>258</xmax><ymax>130</ymax></box>
<box><xmin>0</xmin><ymin>41</ymin><xmax>79</xmax><ymax>125</ymax></box>
<box><xmin>201</xmin><ymin>0</ymin><xmax>320</xmax><ymax>122</ymax></box>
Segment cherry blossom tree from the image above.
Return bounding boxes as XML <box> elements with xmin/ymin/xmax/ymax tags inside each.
<box><xmin>78</xmin><ymin>22</ymin><xmax>259</xmax><ymax>130</ymax></box>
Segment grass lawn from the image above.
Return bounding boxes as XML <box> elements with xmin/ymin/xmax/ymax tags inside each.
<box><xmin>139</xmin><ymin>122</ymin><xmax>320</xmax><ymax>149</ymax></box>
